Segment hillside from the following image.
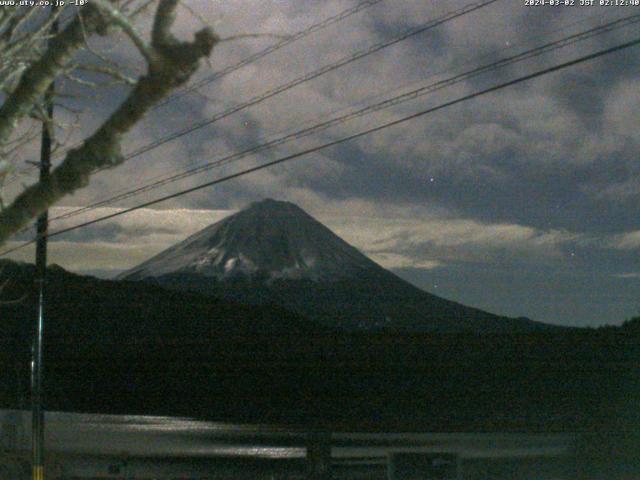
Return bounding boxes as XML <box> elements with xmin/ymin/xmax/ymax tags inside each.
<box><xmin>0</xmin><ymin>260</ymin><xmax>637</xmax><ymax>434</ymax></box>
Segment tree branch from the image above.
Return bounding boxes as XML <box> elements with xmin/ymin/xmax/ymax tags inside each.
<box><xmin>0</xmin><ymin>7</ymin><xmax>109</xmax><ymax>147</ymax></box>
<box><xmin>91</xmin><ymin>0</ymin><xmax>158</xmax><ymax>65</ymax></box>
<box><xmin>0</xmin><ymin>0</ymin><xmax>218</xmax><ymax>245</ymax></box>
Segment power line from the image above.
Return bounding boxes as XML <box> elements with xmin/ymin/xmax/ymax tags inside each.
<box><xmin>28</xmin><ymin>0</ymin><xmax>499</xmax><ymax>184</ymax></box>
<box><xmin>156</xmin><ymin>0</ymin><xmax>387</xmax><ymax>108</ymax></box>
<box><xmin>44</xmin><ymin>13</ymin><xmax>640</xmax><ymax>225</ymax></box>
<box><xmin>1</xmin><ymin>36</ymin><xmax>637</xmax><ymax>258</ymax></box>
<box><xmin>7</xmin><ymin>0</ymin><xmax>498</xmax><ymax>188</ymax></box>
<box><xmin>2</xmin><ymin>0</ymin><xmax>387</xmax><ymax>185</ymax></box>
<box><xmin>45</xmin><ymin>8</ymin><xmax>633</xmax><ymax>221</ymax></box>
<box><xmin>2</xmin><ymin>0</ymin><xmax>502</xmax><ymax>238</ymax></box>
<box><xmin>116</xmin><ymin>0</ymin><xmax>502</xmax><ymax>163</ymax></box>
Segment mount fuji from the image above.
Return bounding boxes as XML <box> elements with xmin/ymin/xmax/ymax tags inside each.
<box><xmin>120</xmin><ymin>199</ymin><xmax>553</xmax><ymax>333</ymax></box>
<box><xmin>123</xmin><ymin>198</ymin><xmax>376</xmax><ymax>282</ymax></box>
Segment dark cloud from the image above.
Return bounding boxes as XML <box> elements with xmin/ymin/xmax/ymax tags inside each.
<box><xmin>4</xmin><ymin>1</ymin><xmax>638</xmax><ymax>326</ymax></box>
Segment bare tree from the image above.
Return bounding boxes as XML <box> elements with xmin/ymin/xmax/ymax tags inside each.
<box><xmin>0</xmin><ymin>0</ymin><xmax>219</xmax><ymax>245</ymax></box>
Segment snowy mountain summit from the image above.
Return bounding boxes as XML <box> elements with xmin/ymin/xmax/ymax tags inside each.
<box><xmin>122</xmin><ymin>199</ymin><xmax>378</xmax><ymax>282</ymax></box>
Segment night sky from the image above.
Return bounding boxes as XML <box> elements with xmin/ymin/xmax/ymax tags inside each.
<box><xmin>3</xmin><ymin>0</ymin><xmax>639</xmax><ymax>327</ymax></box>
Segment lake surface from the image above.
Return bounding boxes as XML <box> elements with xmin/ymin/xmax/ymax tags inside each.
<box><xmin>1</xmin><ymin>409</ymin><xmax>593</xmax><ymax>478</ymax></box>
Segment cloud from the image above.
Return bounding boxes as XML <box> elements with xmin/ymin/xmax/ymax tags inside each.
<box><xmin>585</xmin><ymin>178</ymin><xmax>640</xmax><ymax>203</ymax></box>
<box><xmin>1</xmin><ymin>204</ymin><xmax>600</xmax><ymax>275</ymax></box>
<box><xmin>610</xmin><ymin>231</ymin><xmax>640</xmax><ymax>251</ymax></box>
<box><xmin>4</xmin><ymin>207</ymin><xmax>233</xmax><ymax>271</ymax></box>
<box><xmin>338</xmin><ymin>217</ymin><xmax>585</xmax><ymax>266</ymax></box>
<box><xmin>6</xmin><ymin>1</ymin><xmax>630</xmax><ymax>238</ymax></box>
<box><xmin>2</xmin><ymin>1</ymin><xmax>638</xmax><ymax>326</ymax></box>
<box><xmin>4</xmin><ymin>240</ymin><xmax>167</xmax><ymax>273</ymax></box>
<box><xmin>367</xmin><ymin>252</ymin><xmax>442</xmax><ymax>270</ymax></box>
<box><xmin>613</xmin><ymin>272</ymin><xmax>640</xmax><ymax>279</ymax></box>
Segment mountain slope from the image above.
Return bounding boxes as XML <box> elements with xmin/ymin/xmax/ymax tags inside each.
<box><xmin>121</xmin><ymin>199</ymin><xmax>556</xmax><ymax>333</ymax></box>
<box><xmin>122</xmin><ymin>198</ymin><xmax>379</xmax><ymax>282</ymax></box>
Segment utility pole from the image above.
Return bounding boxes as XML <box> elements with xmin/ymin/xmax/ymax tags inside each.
<box><xmin>32</xmin><ymin>8</ymin><xmax>57</xmax><ymax>480</ymax></box>
<box><xmin>306</xmin><ymin>431</ymin><xmax>332</xmax><ymax>480</ymax></box>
